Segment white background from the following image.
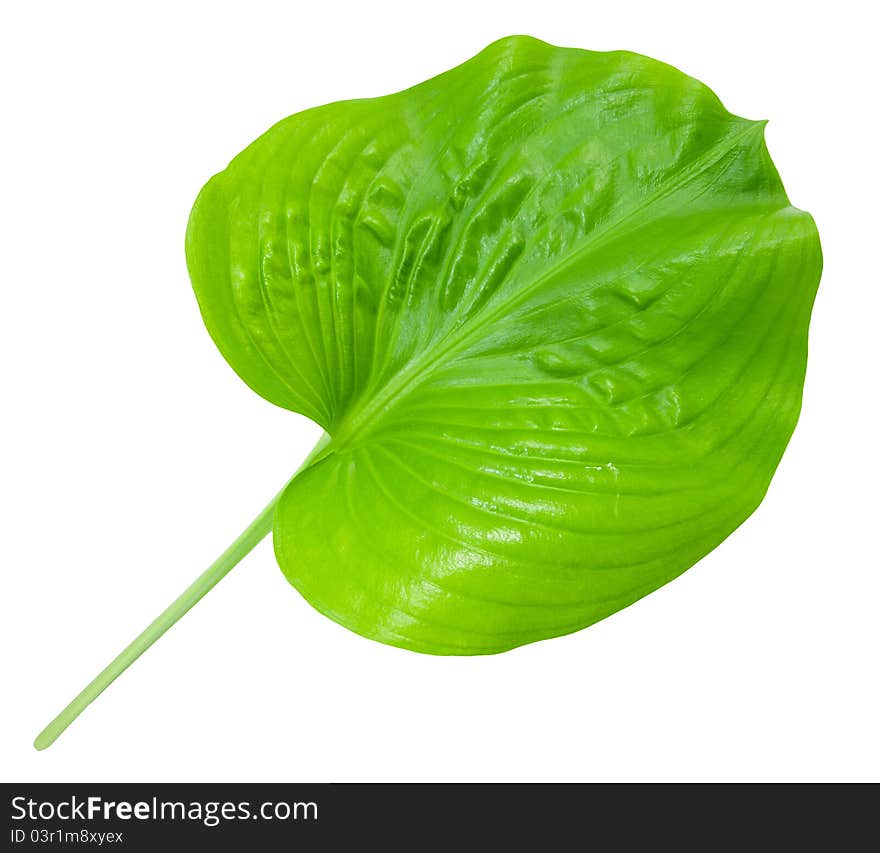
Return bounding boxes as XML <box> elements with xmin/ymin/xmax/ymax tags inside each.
<box><xmin>2</xmin><ymin>0</ymin><xmax>877</xmax><ymax>782</ymax></box>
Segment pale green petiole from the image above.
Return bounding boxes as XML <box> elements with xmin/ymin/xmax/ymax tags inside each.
<box><xmin>34</xmin><ymin>432</ymin><xmax>331</xmax><ymax>751</ymax></box>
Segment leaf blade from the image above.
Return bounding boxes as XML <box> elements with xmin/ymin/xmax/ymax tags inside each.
<box><xmin>187</xmin><ymin>36</ymin><xmax>822</xmax><ymax>653</ymax></box>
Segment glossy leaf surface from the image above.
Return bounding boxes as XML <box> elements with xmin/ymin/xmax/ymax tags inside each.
<box><xmin>186</xmin><ymin>36</ymin><xmax>821</xmax><ymax>654</ymax></box>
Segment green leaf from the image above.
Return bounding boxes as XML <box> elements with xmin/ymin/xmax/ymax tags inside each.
<box><xmin>186</xmin><ymin>35</ymin><xmax>821</xmax><ymax>654</ymax></box>
<box><xmin>34</xmin><ymin>35</ymin><xmax>822</xmax><ymax>750</ymax></box>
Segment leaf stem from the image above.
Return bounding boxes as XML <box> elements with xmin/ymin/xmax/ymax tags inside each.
<box><xmin>34</xmin><ymin>432</ymin><xmax>331</xmax><ymax>751</ymax></box>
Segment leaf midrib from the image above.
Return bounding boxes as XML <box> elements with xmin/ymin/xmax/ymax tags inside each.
<box><xmin>323</xmin><ymin>118</ymin><xmax>772</xmax><ymax>457</ymax></box>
